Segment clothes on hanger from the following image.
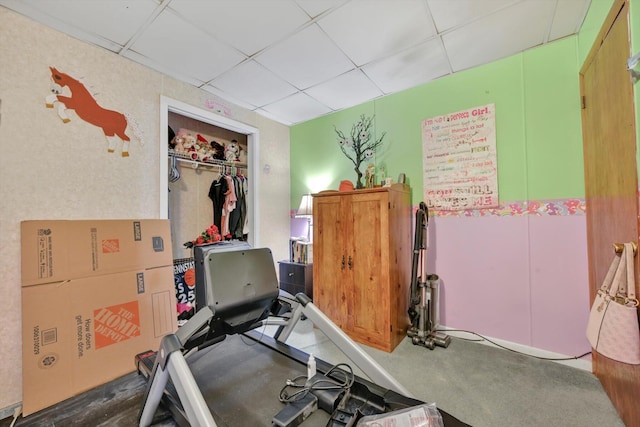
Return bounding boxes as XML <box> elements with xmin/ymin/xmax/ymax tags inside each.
<box><xmin>208</xmin><ymin>172</ymin><xmax>228</xmax><ymax>233</ymax></box>
<box><xmin>208</xmin><ymin>168</ymin><xmax>248</xmax><ymax>241</ymax></box>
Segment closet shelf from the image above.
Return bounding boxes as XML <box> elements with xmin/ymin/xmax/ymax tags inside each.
<box><xmin>169</xmin><ymin>149</ymin><xmax>247</xmax><ymax>169</ymax></box>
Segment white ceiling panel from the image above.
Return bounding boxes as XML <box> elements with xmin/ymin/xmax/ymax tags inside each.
<box><xmin>209</xmin><ymin>60</ymin><xmax>298</xmax><ymax>107</ymax></box>
<box><xmin>121</xmin><ymin>49</ymin><xmax>204</xmax><ymax>87</ymax></box>
<box><xmin>305</xmin><ymin>70</ymin><xmax>383</xmax><ymax>110</ymax></box>
<box><xmin>260</xmin><ymin>92</ymin><xmax>333</xmax><ymax>124</ymax></box>
<box><xmin>255</xmin><ymin>24</ymin><xmax>354</xmax><ymax>89</ymax></box>
<box><xmin>363</xmin><ymin>38</ymin><xmax>450</xmax><ymax>94</ymax></box>
<box><xmin>548</xmin><ymin>0</ymin><xmax>591</xmax><ymax>41</ymax></box>
<box><xmin>295</xmin><ymin>0</ymin><xmax>348</xmax><ymax>18</ymax></box>
<box><xmin>201</xmin><ymin>85</ymin><xmax>259</xmax><ymax>111</ymax></box>
<box><xmin>443</xmin><ymin>1</ymin><xmax>555</xmax><ymax>72</ymax></box>
<box><xmin>2</xmin><ymin>0</ymin><xmax>158</xmax><ymax>46</ymax></box>
<box><xmin>427</xmin><ymin>0</ymin><xmax>518</xmax><ymax>33</ymax></box>
<box><xmin>0</xmin><ymin>0</ymin><xmax>158</xmax><ymax>52</ymax></box>
<box><xmin>318</xmin><ymin>0</ymin><xmax>437</xmax><ymax>66</ymax></box>
<box><xmin>128</xmin><ymin>8</ymin><xmax>246</xmax><ymax>83</ymax></box>
<box><xmin>0</xmin><ymin>0</ymin><xmax>593</xmax><ymax>124</ymax></box>
<box><xmin>169</xmin><ymin>0</ymin><xmax>309</xmax><ymax>56</ymax></box>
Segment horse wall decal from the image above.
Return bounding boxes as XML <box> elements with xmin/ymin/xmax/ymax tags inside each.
<box><xmin>45</xmin><ymin>67</ymin><xmax>143</xmax><ymax>156</ymax></box>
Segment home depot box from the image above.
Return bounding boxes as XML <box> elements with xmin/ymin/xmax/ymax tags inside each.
<box><xmin>21</xmin><ymin>219</ymin><xmax>172</xmax><ymax>286</ymax></box>
<box><xmin>21</xmin><ymin>266</ymin><xmax>177</xmax><ymax>415</ymax></box>
<box><xmin>21</xmin><ymin>219</ymin><xmax>177</xmax><ymax>415</ymax></box>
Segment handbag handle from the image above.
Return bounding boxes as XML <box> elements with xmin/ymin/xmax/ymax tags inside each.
<box><xmin>602</xmin><ymin>242</ymin><xmax>639</xmax><ymax>306</ymax></box>
<box><xmin>607</xmin><ymin>249</ymin><xmax>627</xmax><ymax>298</ymax></box>
<box><xmin>623</xmin><ymin>242</ymin><xmax>637</xmax><ymax>302</ymax></box>
<box><xmin>599</xmin><ymin>251</ymin><xmax>623</xmax><ymax>295</ymax></box>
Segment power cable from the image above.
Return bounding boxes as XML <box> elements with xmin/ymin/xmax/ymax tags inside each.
<box><xmin>436</xmin><ymin>329</ymin><xmax>592</xmax><ymax>361</ymax></box>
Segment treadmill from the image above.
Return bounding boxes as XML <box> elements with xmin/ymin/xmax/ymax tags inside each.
<box><xmin>136</xmin><ymin>243</ymin><xmax>471</xmax><ymax>427</ymax></box>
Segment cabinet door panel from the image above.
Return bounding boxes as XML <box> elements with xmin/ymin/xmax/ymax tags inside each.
<box><xmin>312</xmin><ymin>185</ymin><xmax>411</xmax><ymax>352</ymax></box>
<box><xmin>347</xmin><ymin>193</ymin><xmax>390</xmax><ymax>346</ymax></box>
<box><xmin>313</xmin><ymin>195</ymin><xmax>346</xmax><ymax>326</ymax></box>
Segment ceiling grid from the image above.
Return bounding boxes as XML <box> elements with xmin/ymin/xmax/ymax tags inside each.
<box><xmin>0</xmin><ymin>0</ymin><xmax>591</xmax><ymax>125</ymax></box>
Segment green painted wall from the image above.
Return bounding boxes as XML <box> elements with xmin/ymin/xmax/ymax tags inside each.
<box><xmin>291</xmin><ymin>42</ymin><xmax>582</xmax><ymax>207</ymax></box>
<box><xmin>290</xmin><ymin>1</ymin><xmax>615</xmax><ymax>208</ymax></box>
<box><xmin>578</xmin><ymin>0</ymin><xmax>615</xmax><ymax>64</ymax></box>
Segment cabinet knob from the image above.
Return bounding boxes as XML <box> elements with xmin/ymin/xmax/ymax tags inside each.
<box><xmin>348</xmin><ymin>256</ymin><xmax>353</xmax><ymax>270</ymax></box>
<box><xmin>288</xmin><ymin>272</ymin><xmax>294</xmax><ymax>277</ymax></box>
<box><xmin>341</xmin><ymin>255</ymin><xmax>345</xmax><ymax>270</ymax></box>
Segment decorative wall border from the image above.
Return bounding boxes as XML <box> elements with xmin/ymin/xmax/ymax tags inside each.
<box><xmin>428</xmin><ymin>198</ymin><xmax>586</xmax><ymax>217</ymax></box>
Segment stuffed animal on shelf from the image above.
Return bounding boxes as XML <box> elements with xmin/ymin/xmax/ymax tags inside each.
<box><xmin>182</xmin><ymin>134</ymin><xmax>199</xmax><ymax>160</ymax></box>
<box><xmin>197</xmin><ymin>145</ymin><xmax>211</xmax><ymax>162</ymax></box>
<box><xmin>196</xmin><ymin>134</ymin><xmax>208</xmax><ymax>149</ymax></box>
<box><xmin>225</xmin><ymin>139</ymin><xmax>240</xmax><ymax>162</ymax></box>
<box><xmin>210</xmin><ymin>140</ymin><xmax>226</xmax><ymax>160</ymax></box>
<box><xmin>171</xmin><ymin>135</ymin><xmax>186</xmax><ymax>153</ymax></box>
<box><xmin>194</xmin><ymin>134</ymin><xmax>212</xmax><ymax>162</ymax></box>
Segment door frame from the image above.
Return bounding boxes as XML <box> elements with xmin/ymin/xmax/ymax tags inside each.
<box><xmin>159</xmin><ymin>96</ymin><xmax>260</xmax><ymax>247</ymax></box>
<box><xmin>579</xmin><ymin>0</ymin><xmax>640</xmax><ymax>424</ymax></box>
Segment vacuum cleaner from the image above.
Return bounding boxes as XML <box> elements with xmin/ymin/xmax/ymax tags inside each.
<box><xmin>407</xmin><ymin>202</ymin><xmax>451</xmax><ymax>350</ymax></box>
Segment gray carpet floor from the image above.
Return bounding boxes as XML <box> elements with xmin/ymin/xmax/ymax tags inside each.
<box><xmin>1</xmin><ymin>317</ymin><xmax>624</xmax><ymax>427</ymax></box>
<box><xmin>270</xmin><ymin>319</ymin><xmax>624</xmax><ymax>427</ymax></box>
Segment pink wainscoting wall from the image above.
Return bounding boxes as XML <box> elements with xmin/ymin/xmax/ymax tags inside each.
<box><xmin>528</xmin><ymin>215</ymin><xmax>590</xmax><ymax>355</ymax></box>
<box><xmin>428</xmin><ymin>214</ymin><xmax>590</xmax><ymax>357</ymax></box>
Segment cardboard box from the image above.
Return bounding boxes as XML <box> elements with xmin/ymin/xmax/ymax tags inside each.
<box><xmin>21</xmin><ymin>219</ymin><xmax>172</xmax><ymax>286</ymax></box>
<box><xmin>21</xmin><ymin>220</ymin><xmax>177</xmax><ymax>415</ymax></box>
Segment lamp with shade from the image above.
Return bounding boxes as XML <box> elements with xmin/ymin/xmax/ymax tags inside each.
<box><xmin>295</xmin><ymin>194</ymin><xmax>313</xmax><ymax>242</ymax></box>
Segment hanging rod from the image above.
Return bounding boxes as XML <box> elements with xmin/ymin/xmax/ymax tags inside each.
<box><xmin>613</xmin><ymin>242</ymin><xmax>638</xmax><ymax>255</ymax></box>
<box><xmin>169</xmin><ymin>150</ymin><xmax>247</xmax><ymax>169</ymax></box>
<box><xmin>172</xmin><ymin>156</ymin><xmax>247</xmax><ymax>176</ymax></box>
<box><xmin>174</xmin><ymin>156</ymin><xmax>222</xmax><ymax>170</ymax></box>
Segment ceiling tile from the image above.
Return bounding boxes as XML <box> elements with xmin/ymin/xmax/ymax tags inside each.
<box><xmin>260</xmin><ymin>92</ymin><xmax>332</xmax><ymax>124</ymax></box>
<box><xmin>443</xmin><ymin>1</ymin><xmax>555</xmax><ymax>72</ymax></box>
<box><xmin>427</xmin><ymin>0</ymin><xmax>518</xmax><ymax>33</ymax></box>
<box><xmin>209</xmin><ymin>60</ymin><xmax>298</xmax><ymax>107</ymax></box>
<box><xmin>294</xmin><ymin>0</ymin><xmax>348</xmax><ymax>18</ymax></box>
<box><xmin>317</xmin><ymin>0</ymin><xmax>436</xmax><ymax>66</ymax></box>
<box><xmin>128</xmin><ymin>8</ymin><xmax>246</xmax><ymax>83</ymax></box>
<box><xmin>548</xmin><ymin>0</ymin><xmax>591</xmax><ymax>41</ymax></box>
<box><xmin>254</xmin><ymin>108</ymin><xmax>294</xmax><ymax>126</ymax></box>
<box><xmin>0</xmin><ymin>0</ymin><xmax>159</xmax><ymax>50</ymax></box>
<box><xmin>0</xmin><ymin>0</ymin><xmax>593</xmax><ymax>125</ymax></box>
<box><xmin>255</xmin><ymin>23</ymin><xmax>354</xmax><ymax>89</ymax></box>
<box><xmin>201</xmin><ymin>85</ymin><xmax>258</xmax><ymax>111</ymax></box>
<box><xmin>305</xmin><ymin>69</ymin><xmax>383</xmax><ymax>110</ymax></box>
<box><xmin>169</xmin><ymin>0</ymin><xmax>309</xmax><ymax>56</ymax></box>
<box><xmin>362</xmin><ymin>38</ymin><xmax>450</xmax><ymax>94</ymax></box>
<box><xmin>121</xmin><ymin>49</ymin><xmax>205</xmax><ymax>87</ymax></box>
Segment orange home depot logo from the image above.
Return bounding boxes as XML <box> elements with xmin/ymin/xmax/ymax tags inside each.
<box><xmin>102</xmin><ymin>239</ymin><xmax>120</xmax><ymax>253</ymax></box>
<box><xmin>93</xmin><ymin>301</ymin><xmax>141</xmax><ymax>349</ymax></box>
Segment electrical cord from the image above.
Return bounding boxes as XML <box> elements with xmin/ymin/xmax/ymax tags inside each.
<box><xmin>436</xmin><ymin>329</ymin><xmax>592</xmax><ymax>361</ymax></box>
<box><xmin>279</xmin><ymin>363</ymin><xmax>355</xmax><ymax>404</ymax></box>
<box><xmin>239</xmin><ymin>323</ymin><xmax>268</xmax><ymax>346</ymax></box>
<box><xmin>9</xmin><ymin>406</ymin><xmax>21</xmax><ymax>427</ymax></box>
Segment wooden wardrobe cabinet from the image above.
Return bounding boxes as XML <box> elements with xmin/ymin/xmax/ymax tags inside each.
<box><xmin>312</xmin><ymin>184</ymin><xmax>412</xmax><ymax>352</ymax></box>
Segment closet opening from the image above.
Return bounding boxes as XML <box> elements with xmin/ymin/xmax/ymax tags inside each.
<box><xmin>159</xmin><ymin>96</ymin><xmax>260</xmax><ymax>312</ymax></box>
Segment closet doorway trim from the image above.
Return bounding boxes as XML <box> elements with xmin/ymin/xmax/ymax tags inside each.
<box><xmin>159</xmin><ymin>96</ymin><xmax>260</xmax><ymax>247</ymax></box>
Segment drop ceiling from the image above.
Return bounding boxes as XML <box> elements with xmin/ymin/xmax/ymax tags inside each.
<box><xmin>0</xmin><ymin>0</ymin><xmax>591</xmax><ymax>125</ymax></box>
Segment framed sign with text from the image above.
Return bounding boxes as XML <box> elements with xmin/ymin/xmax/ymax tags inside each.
<box><xmin>421</xmin><ymin>103</ymin><xmax>498</xmax><ymax>211</ymax></box>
